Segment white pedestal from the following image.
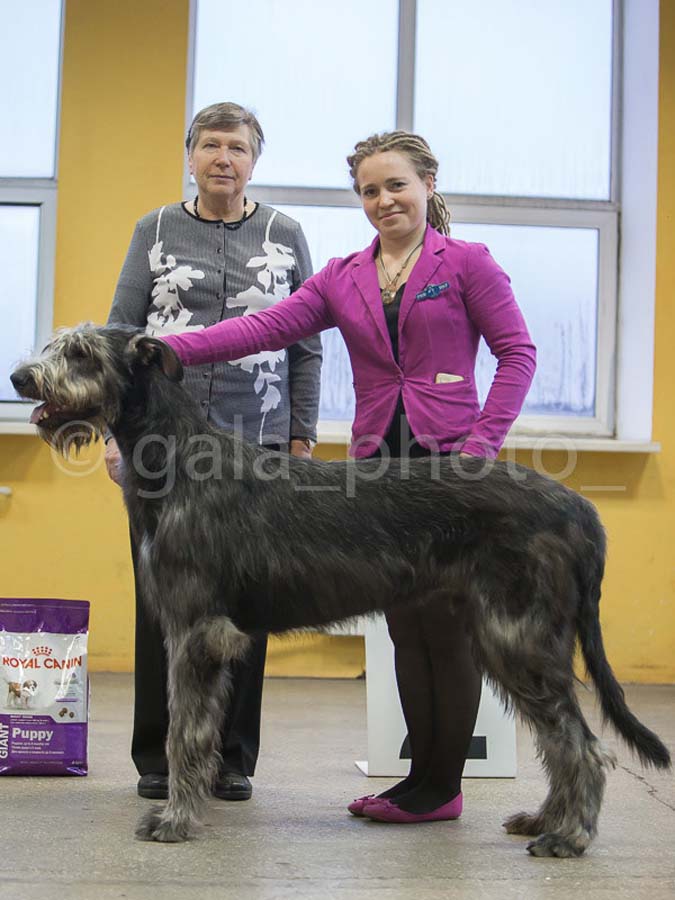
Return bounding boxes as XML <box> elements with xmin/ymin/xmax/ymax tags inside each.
<box><xmin>356</xmin><ymin>615</ymin><xmax>517</xmax><ymax>778</ymax></box>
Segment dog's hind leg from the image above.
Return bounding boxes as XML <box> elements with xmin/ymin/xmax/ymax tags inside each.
<box><xmin>524</xmin><ymin>711</ymin><xmax>615</xmax><ymax>858</ymax></box>
<box><xmin>473</xmin><ymin>607</ymin><xmax>614</xmax><ymax>857</ymax></box>
<box><xmin>135</xmin><ymin>616</ymin><xmax>251</xmax><ymax>843</ymax></box>
<box><xmin>504</xmin><ymin>689</ymin><xmax>615</xmax><ymax>857</ymax></box>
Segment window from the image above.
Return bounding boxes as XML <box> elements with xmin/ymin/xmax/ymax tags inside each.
<box><xmin>0</xmin><ymin>0</ymin><xmax>62</xmax><ymax>426</ymax></box>
<box><xmin>415</xmin><ymin>0</ymin><xmax>613</xmax><ymax>201</ymax></box>
<box><xmin>0</xmin><ymin>207</ymin><xmax>42</xmax><ymax>401</ymax></box>
<box><xmin>192</xmin><ymin>0</ymin><xmax>399</xmax><ymax>189</ymax></box>
<box><xmin>189</xmin><ymin>0</ymin><xmax>658</xmax><ymax>446</ymax></box>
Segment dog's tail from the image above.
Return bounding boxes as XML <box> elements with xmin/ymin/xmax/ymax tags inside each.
<box><xmin>576</xmin><ymin>509</ymin><xmax>671</xmax><ymax>770</ymax></box>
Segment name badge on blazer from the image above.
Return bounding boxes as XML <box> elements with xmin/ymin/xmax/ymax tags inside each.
<box><xmin>416</xmin><ymin>281</ymin><xmax>450</xmax><ymax>301</ymax></box>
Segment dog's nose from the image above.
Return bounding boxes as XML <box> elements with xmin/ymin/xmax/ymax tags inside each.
<box><xmin>9</xmin><ymin>369</ymin><xmax>30</xmax><ymax>391</ymax></box>
<box><xmin>10</xmin><ymin>369</ymin><xmax>29</xmax><ymax>391</ymax></box>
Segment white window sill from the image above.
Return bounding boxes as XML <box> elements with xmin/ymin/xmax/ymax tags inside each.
<box><xmin>2</xmin><ymin>419</ymin><xmax>660</xmax><ymax>455</ymax></box>
<box><xmin>0</xmin><ymin>421</ymin><xmax>36</xmax><ymax>435</ymax></box>
<box><xmin>502</xmin><ymin>436</ymin><xmax>660</xmax><ymax>454</ymax></box>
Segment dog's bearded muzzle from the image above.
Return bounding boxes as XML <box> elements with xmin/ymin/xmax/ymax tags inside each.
<box><xmin>10</xmin><ymin>362</ymin><xmax>110</xmax><ymax>455</ymax></box>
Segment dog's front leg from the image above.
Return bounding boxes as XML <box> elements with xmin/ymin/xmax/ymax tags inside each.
<box><xmin>135</xmin><ymin>618</ymin><xmax>247</xmax><ymax>843</ymax></box>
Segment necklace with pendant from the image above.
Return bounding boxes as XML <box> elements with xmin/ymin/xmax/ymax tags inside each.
<box><xmin>378</xmin><ymin>239</ymin><xmax>424</xmax><ymax>304</ymax></box>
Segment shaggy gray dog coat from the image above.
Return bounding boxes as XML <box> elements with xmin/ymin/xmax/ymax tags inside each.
<box><xmin>11</xmin><ymin>324</ymin><xmax>670</xmax><ymax>855</ymax></box>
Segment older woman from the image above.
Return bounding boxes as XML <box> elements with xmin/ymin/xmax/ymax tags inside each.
<box><xmin>106</xmin><ymin>102</ymin><xmax>322</xmax><ymax>801</ymax></box>
<box><xmin>162</xmin><ymin>130</ymin><xmax>536</xmax><ymax>823</ymax></box>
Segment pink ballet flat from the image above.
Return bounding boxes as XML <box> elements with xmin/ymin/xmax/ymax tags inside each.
<box><xmin>363</xmin><ymin>792</ymin><xmax>463</xmax><ymax>823</ymax></box>
<box><xmin>348</xmin><ymin>794</ymin><xmax>380</xmax><ymax>816</ymax></box>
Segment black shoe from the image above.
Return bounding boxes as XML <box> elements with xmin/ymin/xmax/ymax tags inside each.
<box><xmin>137</xmin><ymin>773</ymin><xmax>168</xmax><ymax>800</ymax></box>
<box><xmin>137</xmin><ymin>771</ymin><xmax>252</xmax><ymax>801</ymax></box>
<box><xmin>213</xmin><ymin>772</ymin><xmax>252</xmax><ymax>801</ymax></box>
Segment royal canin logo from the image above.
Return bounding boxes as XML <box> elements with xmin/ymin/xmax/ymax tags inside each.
<box><xmin>32</xmin><ymin>646</ymin><xmax>53</xmax><ymax>657</ymax></box>
<box><xmin>2</xmin><ymin>653</ymin><xmax>82</xmax><ymax>670</ymax></box>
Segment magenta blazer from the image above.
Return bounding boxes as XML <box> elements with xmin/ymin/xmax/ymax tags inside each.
<box><xmin>164</xmin><ymin>225</ymin><xmax>536</xmax><ymax>458</ymax></box>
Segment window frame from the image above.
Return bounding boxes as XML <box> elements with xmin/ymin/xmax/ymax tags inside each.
<box><xmin>185</xmin><ymin>0</ymin><xmax>657</xmax><ymax>449</ymax></box>
<box><xmin>0</xmin><ymin>2</ymin><xmax>64</xmax><ymax>433</ymax></box>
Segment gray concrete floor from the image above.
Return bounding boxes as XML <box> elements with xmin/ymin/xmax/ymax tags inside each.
<box><xmin>0</xmin><ymin>675</ymin><xmax>674</xmax><ymax>900</ymax></box>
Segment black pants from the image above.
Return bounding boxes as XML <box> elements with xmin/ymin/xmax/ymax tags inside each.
<box><xmin>129</xmin><ymin>530</ymin><xmax>268</xmax><ymax>777</ymax></box>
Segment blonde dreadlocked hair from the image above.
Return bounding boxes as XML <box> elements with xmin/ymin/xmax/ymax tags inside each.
<box><xmin>347</xmin><ymin>131</ymin><xmax>451</xmax><ymax>236</ymax></box>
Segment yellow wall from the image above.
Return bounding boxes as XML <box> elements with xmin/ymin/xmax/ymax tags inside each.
<box><xmin>1</xmin><ymin>0</ymin><xmax>673</xmax><ymax>682</ymax></box>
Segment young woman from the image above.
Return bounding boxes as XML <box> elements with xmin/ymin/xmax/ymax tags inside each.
<box><xmin>162</xmin><ymin>130</ymin><xmax>536</xmax><ymax>823</ymax></box>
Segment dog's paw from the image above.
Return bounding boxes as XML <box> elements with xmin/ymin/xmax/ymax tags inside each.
<box><xmin>135</xmin><ymin>807</ymin><xmax>192</xmax><ymax>843</ymax></box>
<box><xmin>526</xmin><ymin>831</ymin><xmax>588</xmax><ymax>858</ymax></box>
<box><xmin>135</xmin><ymin>807</ymin><xmax>165</xmax><ymax>841</ymax></box>
<box><xmin>503</xmin><ymin>811</ymin><xmax>545</xmax><ymax>836</ymax></box>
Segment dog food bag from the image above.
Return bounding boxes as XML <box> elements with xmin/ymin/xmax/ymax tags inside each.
<box><xmin>0</xmin><ymin>598</ymin><xmax>89</xmax><ymax>775</ymax></box>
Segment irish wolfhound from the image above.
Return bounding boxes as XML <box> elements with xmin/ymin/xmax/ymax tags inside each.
<box><xmin>10</xmin><ymin>324</ymin><xmax>670</xmax><ymax>855</ymax></box>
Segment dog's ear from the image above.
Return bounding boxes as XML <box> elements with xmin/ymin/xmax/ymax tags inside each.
<box><xmin>127</xmin><ymin>335</ymin><xmax>184</xmax><ymax>382</ymax></box>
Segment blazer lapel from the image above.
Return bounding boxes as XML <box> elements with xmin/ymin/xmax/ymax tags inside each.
<box><xmin>351</xmin><ymin>237</ymin><xmax>395</xmax><ymax>357</ymax></box>
<box><xmin>398</xmin><ymin>225</ymin><xmax>445</xmax><ymax>333</ymax></box>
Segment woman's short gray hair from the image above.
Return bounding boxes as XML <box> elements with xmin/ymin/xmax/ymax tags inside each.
<box><xmin>185</xmin><ymin>102</ymin><xmax>265</xmax><ymax>162</ymax></box>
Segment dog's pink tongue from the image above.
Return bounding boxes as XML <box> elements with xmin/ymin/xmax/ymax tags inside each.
<box><xmin>29</xmin><ymin>403</ymin><xmax>47</xmax><ymax>425</ymax></box>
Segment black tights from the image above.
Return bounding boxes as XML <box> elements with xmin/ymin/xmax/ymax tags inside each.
<box><xmin>379</xmin><ymin>601</ymin><xmax>482</xmax><ymax>813</ymax></box>
<box><xmin>367</xmin><ymin>407</ymin><xmax>483</xmax><ymax>813</ymax></box>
